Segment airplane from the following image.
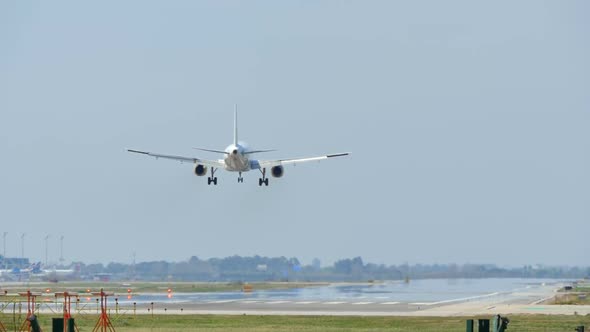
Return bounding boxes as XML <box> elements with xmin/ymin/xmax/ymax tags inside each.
<box><xmin>128</xmin><ymin>107</ymin><xmax>350</xmax><ymax>186</ymax></box>
<box><xmin>0</xmin><ymin>268</ymin><xmax>20</xmax><ymax>281</ymax></box>
<box><xmin>36</xmin><ymin>265</ymin><xmax>79</xmax><ymax>282</ymax></box>
<box><xmin>6</xmin><ymin>262</ymin><xmax>81</xmax><ymax>282</ymax></box>
<box><xmin>0</xmin><ymin>263</ymin><xmax>39</xmax><ymax>281</ymax></box>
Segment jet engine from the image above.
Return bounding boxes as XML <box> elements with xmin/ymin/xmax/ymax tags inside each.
<box><xmin>271</xmin><ymin>165</ymin><xmax>284</xmax><ymax>178</ymax></box>
<box><xmin>194</xmin><ymin>164</ymin><xmax>208</xmax><ymax>176</ymax></box>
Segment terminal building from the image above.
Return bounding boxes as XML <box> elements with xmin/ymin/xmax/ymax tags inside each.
<box><xmin>0</xmin><ymin>255</ymin><xmax>30</xmax><ymax>269</ymax></box>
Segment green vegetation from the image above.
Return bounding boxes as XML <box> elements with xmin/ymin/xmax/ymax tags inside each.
<box><xmin>553</xmin><ymin>293</ymin><xmax>590</xmax><ymax>305</ymax></box>
<box><xmin>0</xmin><ymin>314</ymin><xmax>588</xmax><ymax>332</ymax></box>
<box><xmin>0</xmin><ymin>281</ymin><xmax>326</xmax><ymax>295</ymax></box>
<box><xmin>553</xmin><ymin>282</ymin><xmax>590</xmax><ymax>305</ymax></box>
<box><xmin>124</xmin><ymin>281</ymin><xmax>327</xmax><ymax>293</ymax></box>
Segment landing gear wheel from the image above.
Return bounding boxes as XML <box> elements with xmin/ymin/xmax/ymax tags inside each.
<box><xmin>258</xmin><ymin>168</ymin><xmax>269</xmax><ymax>187</ymax></box>
<box><xmin>208</xmin><ymin>168</ymin><xmax>218</xmax><ymax>186</ymax></box>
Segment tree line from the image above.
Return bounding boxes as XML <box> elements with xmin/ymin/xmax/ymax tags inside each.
<box><xmin>72</xmin><ymin>255</ymin><xmax>590</xmax><ymax>282</ymax></box>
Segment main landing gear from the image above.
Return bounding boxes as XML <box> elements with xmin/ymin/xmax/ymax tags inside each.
<box><xmin>207</xmin><ymin>167</ymin><xmax>218</xmax><ymax>185</ymax></box>
<box><xmin>238</xmin><ymin>172</ymin><xmax>244</xmax><ymax>183</ymax></box>
<box><xmin>258</xmin><ymin>168</ymin><xmax>269</xmax><ymax>186</ymax></box>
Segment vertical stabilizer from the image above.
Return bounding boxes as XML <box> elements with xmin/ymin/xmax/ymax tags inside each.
<box><xmin>234</xmin><ymin>104</ymin><xmax>238</xmax><ymax>146</ymax></box>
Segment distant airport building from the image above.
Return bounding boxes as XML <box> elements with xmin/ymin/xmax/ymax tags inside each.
<box><xmin>0</xmin><ymin>255</ymin><xmax>30</xmax><ymax>269</ymax></box>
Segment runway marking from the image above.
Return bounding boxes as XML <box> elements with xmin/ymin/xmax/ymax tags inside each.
<box><xmin>207</xmin><ymin>300</ymin><xmax>236</xmax><ymax>304</ymax></box>
<box><xmin>265</xmin><ymin>301</ymin><xmax>290</xmax><ymax>304</ymax></box>
<box><xmin>295</xmin><ymin>301</ymin><xmax>318</xmax><ymax>304</ymax></box>
<box><xmin>530</xmin><ymin>296</ymin><xmax>553</xmax><ymax>305</ymax></box>
<box><xmin>352</xmin><ymin>302</ymin><xmax>374</xmax><ymax>305</ymax></box>
<box><xmin>323</xmin><ymin>301</ymin><xmax>346</xmax><ymax>305</ymax></box>
<box><xmin>412</xmin><ymin>292</ymin><xmax>501</xmax><ymax>307</ymax></box>
<box><xmin>240</xmin><ymin>301</ymin><xmax>261</xmax><ymax>304</ymax></box>
<box><xmin>380</xmin><ymin>302</ymin><xmax>400</xmax><ymax>305</ymax></box>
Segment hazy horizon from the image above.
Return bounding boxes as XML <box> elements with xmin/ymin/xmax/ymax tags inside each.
<box><xmin>1</xmin><ymin>1</ymin><xmax>588</xmax><ymax>267</ymax></box>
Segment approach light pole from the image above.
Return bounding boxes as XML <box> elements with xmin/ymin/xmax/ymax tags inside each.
<box><xmin>2</xmin><ymin>232</ymin><xmax>6</xmax><ymax>268</ymax></box>
<box><xmin>59</xmin><ymin>235</ymin><xmax>64</xmax><ymax>264</ymax></box>
<box><xmin>44</xmin><ymin>235</ymin><xmax>50</xmax><ymax>266</ymax></box>
<box><xmin>21</xmin><ymin>233</ymin><xmax>25</xmax><ymax>262</ymax></box>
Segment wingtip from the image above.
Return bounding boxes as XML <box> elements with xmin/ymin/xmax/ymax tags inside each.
<box><xmin>127</xmin><ymin>149</ymin><xmax>149</xmax><ymax>155</ymax></box>
<box><xmin>327</xmin><ymin>152</ymin><xmax>351</xmax><ymax>158</ymax></box>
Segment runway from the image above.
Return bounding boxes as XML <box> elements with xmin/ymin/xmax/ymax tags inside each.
<box><xmin>116</xmin><ymin>296</ymin><xmax>590</xmax><ymax>317</ymax></box>
<box><xmin>16</xmin><ymin>279</ymin><xmax>586</xmax><ymax>317</ymax></box>
<box><xmin>106</xmin><ymin>279</ymin><xmax>589</xmax><ymax>316</ymax></box>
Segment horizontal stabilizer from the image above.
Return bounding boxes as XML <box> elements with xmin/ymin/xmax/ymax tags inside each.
<box><xmin>193</xmin><ymin>147</ymin><xmax>229</xmax><ymax>154</ymax></box>
<box><xmin>244</xmin><ymin>149</ymin><xmax>276</xmax><ymax>155</ymax></box>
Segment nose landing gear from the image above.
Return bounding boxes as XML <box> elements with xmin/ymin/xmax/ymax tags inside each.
<box><xmin>238</xmin><ymin>172</ymin><xmax>244</xmax><ymax>183</ymax></box>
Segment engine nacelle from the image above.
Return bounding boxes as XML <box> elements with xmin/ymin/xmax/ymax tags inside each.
<box><xmin>194</xmin><ymin>164</ymin><xmax>208</xmax><ymax>176</ymax></box>
<box><xmin>271</xmin><ymin>165</ymin><xmax>284</xmax><ymax>178</ymax></box>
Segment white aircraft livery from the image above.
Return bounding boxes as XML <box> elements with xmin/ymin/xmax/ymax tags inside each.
<box><xmin>128</xmin><ymin>108</ymin><xmax>350</xmax><ymax>186</ymax></box>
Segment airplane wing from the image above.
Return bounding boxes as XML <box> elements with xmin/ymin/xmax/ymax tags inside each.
<box><xmin>255</xmin><ymin>153</ymin><xmax>350</xmax><ymax>169</ymax></box>
<box><xmin>127</xmin><ymin>149</ymin><xmax>225</xmax><ymax>168</ymax></box>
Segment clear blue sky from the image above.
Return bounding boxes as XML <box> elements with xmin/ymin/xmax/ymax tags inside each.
<box><xmin>1</xmin><ymin>1</ymin><xmax>588</xmax><ymax>267</ymax></box>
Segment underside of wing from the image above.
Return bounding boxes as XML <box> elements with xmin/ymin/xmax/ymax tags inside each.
<box><xmin>127</xmin><ymin>149</ymin><xmax>225</xmax><ymax>168</ymax></box>
<box><xmin>255</xmin><ymin>152</ymin><xmax>350</xmax><ymax>169</ymax></box>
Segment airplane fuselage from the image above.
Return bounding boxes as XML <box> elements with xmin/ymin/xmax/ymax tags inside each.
<box><xmin>223</xmin><ymin>143</ymin><xmax>251</xmax><ymax>172</ymax></box>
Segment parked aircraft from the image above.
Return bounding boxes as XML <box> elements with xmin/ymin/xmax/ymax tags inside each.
<box><xmin>0</xmin><ymin>263</ymin><xmax>79</xmax><ymax>282</ymax></box>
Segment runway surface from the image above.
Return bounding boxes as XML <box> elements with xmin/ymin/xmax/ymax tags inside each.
<box><xmin>21</xmin><ymin>279</ymin><xmax>587</xmax><ymax>316</ymax></box>
<box><xmin>104</xmin><ymin>279</ymin><xmax>588</xmax><ymax>316</ymax></box>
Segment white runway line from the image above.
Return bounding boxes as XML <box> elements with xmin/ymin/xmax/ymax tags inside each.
<box><xmin>530</xmin><ymin>296</ymin><xmax>554</xmax><ymax>305</ymax></box>
<box><xmin>411</xmin><ymin>292</ymin><xmax>501</xmax><ymax>307</ymax></box>
<box><xmin>323</xmin><ymin>301</ymin><xmax>346</xmax><ymax>305</ymax></box>
<box><xmin>380</xmin><ymin>302</ymin><xmax>400</xmax><ymax>305</ymax></box>
<box><xmin>295</xmin><ymin>301</ymin><xmax>318</xmax><ymax>304</ymax></box>
<box><xmin>240</xmin><ymin>301</ymin><xmax>261</xmax><ymax>304</ymax></box>
<box><xmin>352</xmin><ymin>302</ymin><xmax>374</xmax><ymax>305</ymax></box>
<box><xmin>207</xmin><ymin>300</ymin><xmax>236</xmax><ymax>304</ymax></box>
<box><xmin>265</xmin><ymin>301</ymin><xmax>290</xmax><ymax>304</ymax></box>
